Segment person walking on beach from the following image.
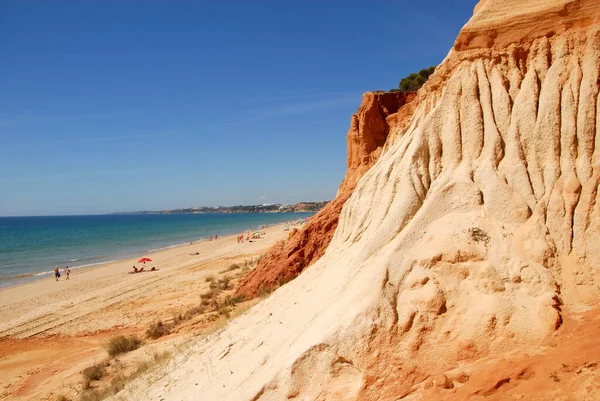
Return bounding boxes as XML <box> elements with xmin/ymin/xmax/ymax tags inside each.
<box><xmin>65</xmin><ymin>266</ymin><xmax>71</xmax><ymax>280</ymax></box>
<box><xmin>54</xmin><ymin>266</ymin><xmax>60</xmax><ymax>281</ymax></box>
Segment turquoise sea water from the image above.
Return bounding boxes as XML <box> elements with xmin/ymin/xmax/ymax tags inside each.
<box><xmin>0</xmin><ymin>213</ymin><xmax>312</xmax><ymax>288</ymax></box>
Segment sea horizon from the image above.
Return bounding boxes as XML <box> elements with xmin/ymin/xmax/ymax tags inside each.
<box><xmin>0</xmin><ymin>203</ymin><xmax>326</xmax><ymax>218</ymax></box>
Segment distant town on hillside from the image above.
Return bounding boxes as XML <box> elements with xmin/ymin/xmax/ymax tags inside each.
<box><xmin>112</xmin><ymin>201</ymin><xmax>329</xmax><ymax>215</ymax></box>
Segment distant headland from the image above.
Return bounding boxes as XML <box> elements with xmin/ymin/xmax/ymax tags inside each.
<box><xmin>111</xmin><ymin>201</ymin><xmax>329</xmax><ymax>215</ymax></box>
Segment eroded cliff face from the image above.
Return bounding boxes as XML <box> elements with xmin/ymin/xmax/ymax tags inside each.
<box><xmin>125</xmin><ymin>1</ymin><xmax>600</xmax><ymax>400</ymax></box>
<box><xmin>236</xmin><ymin>91</ymin><xmax>416</xmax><ymax>299</ymax></box>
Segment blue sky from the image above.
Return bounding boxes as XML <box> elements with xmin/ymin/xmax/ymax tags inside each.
<box><xmin>0</xmin><ymin>1</ymin><xmax>478</xmax><ymax>216</ymax></box>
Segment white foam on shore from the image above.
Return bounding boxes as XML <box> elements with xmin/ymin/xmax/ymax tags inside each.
<box><xmin>145</xmin><ymin>242</ymin><xmax>193</xmax><ymax>253</ymax></box>
<box><xmin>33</xmin><ymin>270</ymin><xmax>55</xmax><ymax>277</ymax></box>
<box><xmin>72</xmin><ymin>260</ymin><xmax>117</xmax><ymax>270</ymax></box>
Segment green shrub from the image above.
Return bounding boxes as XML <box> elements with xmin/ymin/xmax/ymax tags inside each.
<box><xmin>258</xmin><ymin>284</ymin><xmax>274</xmax><ymax>298</ymax></box>
<box><xmin>226</xmin><ymin>263</ymin><xmax>240</xmax><ymax>272</ymax></box>
<box><xmin>105</xmin><ymin>335</ymin><xmax>142</xmax><ymax>356</ymax></box>
<box><xmin>183</xmin><ymin>305</ymin><xmax>205</xmax><ymax>320</ymax></box>
<box><xmin>397</xmin><ymin>66</ymin><xmax>436</xmax><ymax>91</ymax></box>
<box><xmin>468</xmin><ymin>227</ymin><xmax>490</xmax><ymax>244</ymax></box>
<box><xmin>146</xmin><ymin>321</ymin><xmax>170</xmax><ymax>339</ymax></box>
<box><xmin>218</xmin><ymin>306</ymin><xmax>231</xmax><ymax>318</ymax></box>
<box><xmin>201</xmin><ymin>289</ymin><xmax>218</xmax><ymax>300</ymax></box>
<box><xmin>172</xmin><ymin>313</ymin><xmax>183</xmax><ymax>325</ymax></box>
<box><xmin>82</xmin><ymin>362</ymin><xmax>105</xmax><ymax>389</ymax></box>
<box><xmin>218</xmin><ymin>276</ymin><xmax>231</xmax><ymax>290</ymax></box>
<box><xmin>224</xmin><ymin>295</ymin><xmax>245</xmax><ymax>306</ymax></box>
<box><xmin>83</xmin><ymin>364</ymin><xmax>105</xmax><ymax>381</ymax></box>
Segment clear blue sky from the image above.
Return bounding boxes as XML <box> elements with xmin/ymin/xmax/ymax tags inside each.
<box><xmin>0</xmin><ymin>1</ymin><xmax>478</xmax><ymax>216</ymax></box>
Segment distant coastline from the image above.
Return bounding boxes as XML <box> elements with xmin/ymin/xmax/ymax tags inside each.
<box><xmin>111</xmin><ymin>201</ymin><xmax>329</xmax><ymax>215</ymax></box>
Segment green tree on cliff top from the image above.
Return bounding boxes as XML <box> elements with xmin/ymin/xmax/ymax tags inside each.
<box><xmin>392</xmin><ymin>66</ymin><xmax>436</xmax><ymax>92</ymax></box>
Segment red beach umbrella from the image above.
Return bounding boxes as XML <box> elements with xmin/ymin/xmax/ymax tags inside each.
<box><xmin>137</xmin><ymin>257</ymin><xmax>152</xmax><ymax>263</ymax></box>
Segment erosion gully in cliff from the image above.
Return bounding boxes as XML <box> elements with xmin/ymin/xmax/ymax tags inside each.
<box><xmin>119</xmin><ymin>1</ymin><xmax>600</xmax><ymax>400</ymax></box>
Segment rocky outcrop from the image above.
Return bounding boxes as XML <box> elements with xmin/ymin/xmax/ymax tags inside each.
<box><xmin>341</xmin><ymin>91</ymin><xmax>417</xmax><ymax>193</ymax></box>
<box><xmin>123</xmin><ymin>1</ymin><xmax>600</xmax><ymax>400</ymax></box>
<box><xmin>236</xmin><ymin>91</ymin><xmax>416</xmax><ymax>298</ymax></box>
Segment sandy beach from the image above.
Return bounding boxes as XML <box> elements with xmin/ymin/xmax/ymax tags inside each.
<box><xmin>0</xmin><ymin>224</ymin><xmax>291</xmax><ymax>401</ymax></box>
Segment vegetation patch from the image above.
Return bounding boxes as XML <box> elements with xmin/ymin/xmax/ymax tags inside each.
<box><xmin>183</xmin><ymin>305</ymin><xmax>205</xmax><ymax>320</ymax></box>
<box><xmin>258</xmin><ymin>284</ymin><xmax>274</xmax><ymax>298</ymax></box>
<box><xmin>77</xmin><ymin>351</ymin><xmax>171</xmax><ymax>401</ymax></box>
<box><xmin>201</xmin><ymin>289</ymin><xmax>219</xmax><ymax>300</ymax></box>
<box><xmin>82</xmin><ymin>363</ymin><xmax>106</xmax><ymax>389</ymax></box>
<box><xmin>105</xmin><ymin>335</ymin><xmax>142</xmax><ymax>357</ymax></box>
<box><xmin>172</xmin><ymin>313</ymin><xmax>184</xmax><ymax>325</ymax></box>
<box><xmin>390</xmin><ymin>66</ymin><xmax>436</xmax><ymax>92</ymax></box>
<box><xmin>223</xmin><ymin>263</ymin><xmax>240</xmax><ymax>272</ymax></box>
<box><xmin>146</xmin><ymin>320</ymin><xmax>171</xmax><ymax>339</ymax></box>
<box><xmin>224</xmin><ymin>295</ymin><xmax>245</xmax><ymax>306</ymax></box>
<box><xmin>468</xmin><ymin>227</ymin><xmax>490</xmax><ymax>244</ymax></box>
<box><xmin>69</xmin><ymin>255</ymin><xmax>263</xmax><ymax>401</ymax></box>
<box><xmin>218</xmin><ymin>275</ymin><xmax>231</xmax><ymax>290</ymax></box>
<box><xmin>108</xmin><ymin>374</ymin><xmax>128</xmax><ymax>395</ymax></box>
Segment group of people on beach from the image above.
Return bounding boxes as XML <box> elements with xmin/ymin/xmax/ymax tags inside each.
<box><xmin>131</xmin><ymin>265</ymin><xmax>157</xmax><ymax>274</ymax></box>
<box><xmin>209</xmin><ymin>234</ymin><xmax>219</xmax><ymax>241</ymax></box>
<box><xmin>54</xmin><ymin>266</ymin><xmax>70</xmax><ymax>281</ymax></box>
<box><xmin>237</xmin><ymin>230</ymin><xmax>267</xmax><ymax>243</ymax></box>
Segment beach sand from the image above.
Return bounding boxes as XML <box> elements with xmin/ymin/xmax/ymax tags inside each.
<box><xmin>0</xmin><ymin>224</ymin><xmax>291</xmax><ymax>401</ymax></box>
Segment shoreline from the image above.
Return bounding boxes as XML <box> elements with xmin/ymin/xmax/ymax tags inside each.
<box><xmin>0</xmin><ymin>214</ymin><xmax>309</xmax><ymax>291</ymax></box>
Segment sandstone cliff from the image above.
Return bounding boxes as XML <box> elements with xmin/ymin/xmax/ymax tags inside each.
<box><xmin>119</xmin><ymin>1</ymin><xmax>600</xmax><ymax>400</ymax></box>
<box><xmin>236</xmin><ymin>91</ymin><xmax>416</xmax><ymax>298</ymax></box>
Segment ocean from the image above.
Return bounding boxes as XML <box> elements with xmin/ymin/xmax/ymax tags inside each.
<box><xmin>0</xmin><ymin>212</ymin><xmax>312</xmax><ymax>288</ymax></box>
